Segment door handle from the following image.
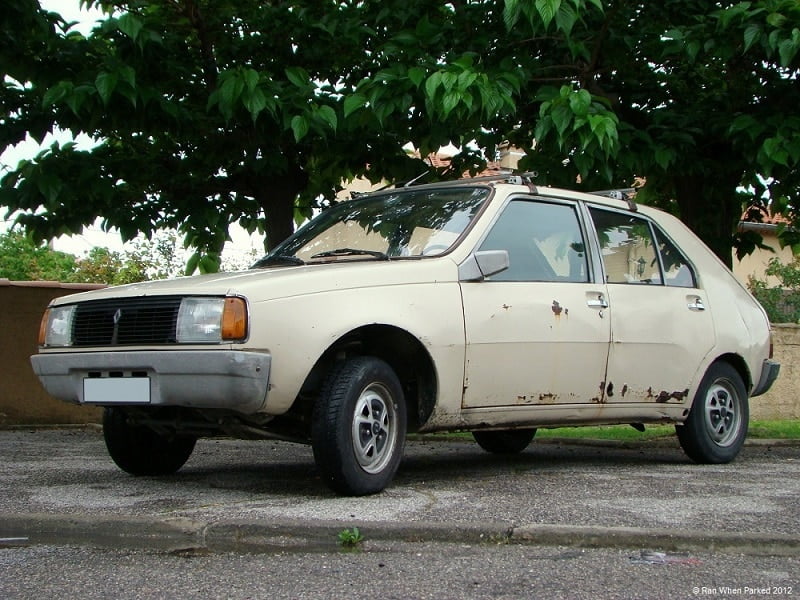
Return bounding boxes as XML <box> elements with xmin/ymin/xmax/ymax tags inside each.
<box><xmin>587</xmin><ymin>294</ymin><xmax>609</xmax><ymax>309</ymax></box>
<box><xmin>687</xmin><ymin>297</ymin><xmax>705</xmax><ymax>311</ymax></box>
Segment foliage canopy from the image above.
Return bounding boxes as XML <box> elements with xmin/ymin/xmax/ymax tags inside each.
<box><xmin>1</xmin><ymin>0</ymin><xmax>799</xmax><ymax>269</ymax></box>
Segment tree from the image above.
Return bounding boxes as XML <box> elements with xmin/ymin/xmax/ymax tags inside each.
<box><xmin>1</xmin><ymin>0</ymin><xmax>523</xmax><ymax>272</ymax></box>
<box><xmin>0</xmin><ymin>230</ymin><xmax>77</xmax><ymax>280</ymax></box>
<box><xmin>0</xmin><ymin>229</ymin><xmax>183</xmax><ymax>283</ymax></box>
<box><xmin>500</xmin><ymin>0</ymin><xmax>800</xmax><ymax>267</ymax></box>
<box><xmin>2</xmin><ymin>1</ymin><xmax>798</xmax><ymax>270</ymax></box>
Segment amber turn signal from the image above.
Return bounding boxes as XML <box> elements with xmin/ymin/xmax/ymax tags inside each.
<box><xmin>221</xmin><ymin>297</ymin><xmax>248</xmax><ymax>341</ymax></box>
<box><xmin>38</xmin><ymin>308</ymin><xmax>50</xmax><ymax>346</ymax></box>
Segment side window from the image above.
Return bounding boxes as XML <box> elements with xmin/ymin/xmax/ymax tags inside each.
<box><xmin>479</xmin><ymin>200</ymin><xmax>588</xmax><ymax>282</ymax></box>
<box><xmin>653</xmin><ymin>227</ymin><xmax>697</xmax><ymax>288</ymax></box>
<box><xmin>589</xmin><ymin>208</ymin><xmax>662</xmax><ymax>285</ymax></box>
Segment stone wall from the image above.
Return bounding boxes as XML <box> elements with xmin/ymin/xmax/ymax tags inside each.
<box><xmin>751</xmin><ymin>324</ymin><xmax>800</xmax><ymax>420</ymax></box>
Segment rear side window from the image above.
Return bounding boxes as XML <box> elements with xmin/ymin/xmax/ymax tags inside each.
<box><xmin>479</xmin><ymin>200</ymin><xmax>588</xmax><ymax>282</ymax></box>
<box><xmin>653</xmin><ymin>227</ymin><xmax>697</xmax><ymax>288</ymax></box>
<box><xmin>588</xmin><ymin>207</ymin><xmax>697</xmax><ymax>287</ymax></box>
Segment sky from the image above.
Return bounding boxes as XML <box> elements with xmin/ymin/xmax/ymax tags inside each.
<box><xmin>1</xmin><ymin>1</ymin><xmax>266</xmax><ymax>263</ymax></box>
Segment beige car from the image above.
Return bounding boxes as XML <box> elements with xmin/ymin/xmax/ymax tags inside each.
<box><xmin>31</xmin><ymin>174</ymin><xmax>780</xmax><ymax>495</ymax></box>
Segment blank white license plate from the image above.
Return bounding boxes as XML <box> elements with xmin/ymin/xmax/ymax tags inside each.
<box><xmin>83</xmin><ymin>377</ymin><xmax>151</xmax><ymax>404</ymax></box>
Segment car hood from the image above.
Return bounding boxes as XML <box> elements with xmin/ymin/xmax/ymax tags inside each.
<box><xmin>48</xmin><ymin>259</ymin><xmax>461</xmax><ymax>306</ymax></box>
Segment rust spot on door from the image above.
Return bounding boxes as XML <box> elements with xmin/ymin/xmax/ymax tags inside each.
<box><xmin>551</xmin><ymin>300</ymin><xmax>563</xmax><ymax>316</ymax></box>
<box><xmin>606</xmin><ymin>382</ymin><xmax>614</xmax><ymax>397</ymax></box>
<box><xmin>621</xmin><ymin>384</ymin><xmax>628</xmax><ymax>397</ymax></box>
<box><xmin>593</xmin><ymin>381</ymin><xmax>607</xmax><ymax>404</ymax></box>
<box><xmin>538</xmin><ymin>392</ymin><xmax>558</xmax><ymax>404</ymax></box>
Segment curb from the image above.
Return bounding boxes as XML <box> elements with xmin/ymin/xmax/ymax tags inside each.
<box><xmin>3</xmin><ymin>513</ymin><xmax>798</xmax><ymax>557</ymax></box>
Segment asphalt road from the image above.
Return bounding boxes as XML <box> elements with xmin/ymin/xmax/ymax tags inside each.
<box><xmin>2</xmin><ymin>541</ymin><xmax>798</xmax><ymax>600</ymax></box>
<box><xmin>2</xmin><ymin>428</ymin><xmax>799</xmax><ymax>599</ymax></box>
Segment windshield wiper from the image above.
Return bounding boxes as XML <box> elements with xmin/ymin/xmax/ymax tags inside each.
<box><xmin>251</xmin><ymin>254</ymin><xmax>305</xmax><ymax>268</ymax></box>
<box><xmin>310</xmin><ymin>248</ymin><xmax>389</xmax><ymax>260</ymax></box>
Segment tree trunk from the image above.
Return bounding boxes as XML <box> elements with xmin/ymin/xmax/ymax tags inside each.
<box><xmin>256</xmin><ymin>165</ymin><xmax>308</xmax><ymax>252</ymax></box>
<box><xmin>672</xmin><ymin>173</ymin><xmax>741</xmax><ymax>270</ymax></box>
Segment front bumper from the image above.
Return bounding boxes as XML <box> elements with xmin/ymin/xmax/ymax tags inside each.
<box><xmin>751</xmin><ymin>359</ymin><xmax>780</xmax><ymax>397</ymax></box>
<box><xmin>30</xmin><ymin>350</ymin><xmax>271</xmax><ymax>414</ymax></box>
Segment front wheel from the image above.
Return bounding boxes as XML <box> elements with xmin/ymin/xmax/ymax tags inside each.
<box><xmin>472</xmin><ymin>429</ymin><xmax>537</xmax><ymax>454</ymax></box>
<box><xmin>103</xmin><ymin>407</ymin><xmax>197</xmax><ymax>475</ymax></box>
<box><xmin>312</xmin><ymin>357</ymin><xmax>407</xmax><ymax>496</ymax></box>
<box><xmin>676</xmin><ymin>362</ymin><xmax>749</xmax><ymax>464</ymax></box>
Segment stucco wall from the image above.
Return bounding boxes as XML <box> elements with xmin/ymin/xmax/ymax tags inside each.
<box><xmin>0</xmin><ymin>280</ymin><xmax>103</xmax><ymax>425</ymax></box>
<box><xmin>1</xmin><ymin>280</ymin><xmax>797</xmax><ymax>424</ymax></box>
<box><xmin>751</xmin><ymin>324</ymin><xmax>800</xmax><ymax>420</ymax></box>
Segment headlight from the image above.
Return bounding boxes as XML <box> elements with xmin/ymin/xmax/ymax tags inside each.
<box><xmin>39</xmin><ymin>305</ymin><xmax>76</xmax><ymax>347</ymax></box>
<box><xmin>176</xmin><ymin>297</ymin><xmax>248</xmax><ymax>343</ymax></box>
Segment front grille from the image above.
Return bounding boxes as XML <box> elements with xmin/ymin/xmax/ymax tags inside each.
<box><xmin>72</xmin><ymin>297</ymin><xmax>183</xmax><ymax>346</ymax></box>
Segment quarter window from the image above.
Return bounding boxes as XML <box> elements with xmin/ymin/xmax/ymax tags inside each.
<box><xmin>479</xmin><ymin>200</ymin><xmax>588</xmax><ymax>282</ymax></box>
<box><xmin>653</xmin><ymin>227</ymin><xmax>697</xmax><ymax>288</ymax></box>
<box><xmin>589</xmin><ymin>208</ymin><xmax>662</xmax><ymax>285</ymax></box>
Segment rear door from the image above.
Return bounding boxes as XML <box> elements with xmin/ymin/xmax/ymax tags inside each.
<box><xmin>587</xmin><ymin>206</ymin><xmax>715</xmax><ymax>403</ymax></box>
<box><xmin>460</xmin><ymin>197</ymin><xmax>611</xmax><ymax>408</ymax></box>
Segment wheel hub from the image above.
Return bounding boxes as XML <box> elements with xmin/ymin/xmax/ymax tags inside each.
<box><xmin>351</xmin><ymin>384</ymin><xmax>398</xmax><ymax>474</ymax></box>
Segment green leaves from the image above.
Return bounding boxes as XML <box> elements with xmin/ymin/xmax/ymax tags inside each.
<box><xmin>285</xmin><ymin>66</ymin><xmax>311</xmax><ymax>89</ymax></box>
<box><xmin>343</xmin><ymin>93</ymin><xmax>367</xmax><ymax>118</ymax></box>
<box><xmin>290</xmin><ymin>115</ymin><xmax>309</xmax><ymax>142</ymax></box>
<box><xmin>208</xmin><ymin>67</ymin><xmax>276</xmax><ymax>122</ymax></box>
<box><xmin>535</xmin><ymin>84</ymin><xmax>619</xmax><ymax>178</ymax></box>
<box><xmin>95</xmin><ymin>71</ymin><xmax>118</xmax><ymax>105</ymax></box>
<box><xmin>504</xmin><ymin>0</ymin><xmax>603</xmax><ymax>32</ymax></box>
<box><xmin>423</xmin><ymin>57</ymin><xmax>519</xmax><ymax>122</ymax></box>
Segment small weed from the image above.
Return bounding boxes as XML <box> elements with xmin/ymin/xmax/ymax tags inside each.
<box><xmin>338</xmin><ymin>527</ymin><xmax>364</xmax><ymax>548</ymax></box>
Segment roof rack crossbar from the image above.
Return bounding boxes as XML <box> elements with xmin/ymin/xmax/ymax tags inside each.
<box><xmin>589</xmin><ymin>188</ymin><xmax>637</xmax><ymax>211</ymax></box>
<box><xmin>402</xmin><ymin>171</ymin><xmax>538</xmax><ymax>188</ymax></box>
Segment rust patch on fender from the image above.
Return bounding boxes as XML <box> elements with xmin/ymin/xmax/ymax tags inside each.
<box><xmin>655</xmin><ymin>389</ymin><xmax>690</xmax><ymax>403</ymax></box>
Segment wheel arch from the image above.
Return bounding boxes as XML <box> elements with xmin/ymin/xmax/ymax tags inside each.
<box><xmin>712</xmin><ymin>352</ymin><xmax>752</xmax><ymax>393</ymax></box>
<box><xmin>297</xmin><ymin>324</ymin><xmax>438</xmax><ymax>433</ymax></box>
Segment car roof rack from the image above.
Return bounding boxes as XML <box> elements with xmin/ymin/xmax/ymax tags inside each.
<box><xmin>350</xmin><ymin>171</ymin><xmax>539</xmax><ymax>198</ymax></box>
<box><xmin>589</xmin><ymin>188</ymin><xmax>637</xmax><ymax>212</ymax></box>
<box><xmin>401</xmin><ymin>171</ymin><xmax>538</xmax><ymax>188</ymax></box>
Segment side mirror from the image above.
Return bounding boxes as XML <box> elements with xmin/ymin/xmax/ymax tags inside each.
<box><xmin>458</xmin><ymin>250</ymin><xmax>510</xmax><ymax>281</ymax></box>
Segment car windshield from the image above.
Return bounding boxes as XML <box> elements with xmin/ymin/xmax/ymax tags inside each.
<box><xmin>254</xmin><ymin>186</ymin><xmax>490</xmax><ymax>265</ymax></box>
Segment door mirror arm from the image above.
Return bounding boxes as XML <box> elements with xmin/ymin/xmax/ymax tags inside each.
<box><xmin>458</xmin><ymin>250</ymin><xmax>510</xmax><ymax>281</ymax></box>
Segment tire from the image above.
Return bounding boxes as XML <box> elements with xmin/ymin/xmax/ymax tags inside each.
<box><xmin>103</xmin><ymin>407</ymin><xmax>197</xmax><ymax>475</ymax></box>
<box><xmin>312</xmin><ymin>357</ymin><xmax>407</xmax><ymax>496</ymax></box>
<box><xmin>472</xmin><ymin>429</ymin><xmax>537</xmax><ymax>454</ymax></box>
<box><xmin>676</xmin><ymin>362</ymin><xmax>749</xmax><ymax>464</ymax></box>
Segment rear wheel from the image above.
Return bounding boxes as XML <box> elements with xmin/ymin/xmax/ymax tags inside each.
<box><xmin>676</xmin><ymin>362</ymin><xmax>749</xmax><ymax>464</ymax></box>
<box><xmin>312</xmin><ymin>357</ymin><xmax>407</xmax><ymax>495</ymax></box>
<box><xmin>472</xmin><ymin>429</ymin><xmax>537</xmax><ymax>454</ymax></box>
<box><xmin>103</xmin><ymin>407</ymin><xmax>197</xmax><ymax>475</ymax></box>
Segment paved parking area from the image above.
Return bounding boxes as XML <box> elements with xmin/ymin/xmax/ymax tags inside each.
<box><xmin>1</xmin><ymin>428</ymin><xmax>798</xmax><ymax>555</ymax></box>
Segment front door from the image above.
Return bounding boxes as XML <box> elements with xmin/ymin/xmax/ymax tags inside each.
<box><xmin>461</xmin><ymin>198</ymin><xmax>611</xmax><ymax>408</ymax></box>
